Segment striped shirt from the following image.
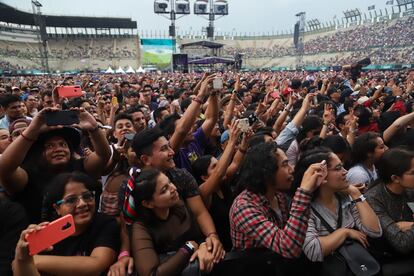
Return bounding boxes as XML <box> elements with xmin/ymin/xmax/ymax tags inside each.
<box><xmin>229</xmin><ymin>187</ymin><xmax>312</xmax><ymax>259</ymax></box>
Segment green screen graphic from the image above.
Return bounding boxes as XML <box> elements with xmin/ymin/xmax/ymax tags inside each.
<box><xmin>141</xmin><ymin>39</ymin><xmax>175</xmax><ymax>68</ymax></box>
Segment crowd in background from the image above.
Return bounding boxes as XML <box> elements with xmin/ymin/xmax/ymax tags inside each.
<box><xmin>222</xmin><ymin>16</ymin><xmax>414</xmax><ymax>65</ymax></box>
<box><xmin>1</xmin><ymin>66</ymin><xmax>414</xmax><ymax>276</ymax></box>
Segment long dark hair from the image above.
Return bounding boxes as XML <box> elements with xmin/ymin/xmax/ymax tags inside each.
<box><xmin>192</xmin><ymin>155</ymin><xmax>213</xmax><ymax>185</ymax></box>
<box><xmin>293</xmin><ymin>147</ymin><xmax>332</xmax><ymax>200</ymax></box>
<box><xmin>237</xmin><ymin>142</ymin><xmax>280</xmax><ymax>195</ymax></box>
<box><xmin>296</xmin><ymin>115</ymin><xmax>322</xmax><ymax>144</ymax></box>
<box><xmin>131</xmin><ymin>168</ymin><xmax>186</xmax><ymax>226</ymax></box>
<box><xmin>42</xmin><ymin>172</ymin><xmax>97</xmax><ymax>221</ymax></box>
<box><xmin>351</xmin><ymin>132</ymin><xmax>380</xmax><ymax>165</ymax></box>
<box><xmin>377</xmin><ymin>148</ymin><xmax>414</xmax><ymax>185</ymax></box>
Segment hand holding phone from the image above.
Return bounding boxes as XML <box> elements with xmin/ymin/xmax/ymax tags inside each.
<box><xmin>56</xmin><ymin>86</ymin><xmax>83</xmax><ymax>99</ymax></box>
<box><xmin>45</xmin><ymin>110</ymin><xmax>80</xmax><ymax>126</ymax></box>
<box><xmin>213</xmin><ymin>77</ymin><xmax>223</xmax><ymax>90</ymax></box>
<box><xmin>26</xmin><ymin>214</ymin><xmax>75</xmax><ymax>255</ymax></box>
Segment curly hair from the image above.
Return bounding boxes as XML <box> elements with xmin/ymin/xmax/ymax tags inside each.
<box><xmin>237</xmin><ymin>142</ymin><xmax>280</xmax><ymax>195</ymax></box>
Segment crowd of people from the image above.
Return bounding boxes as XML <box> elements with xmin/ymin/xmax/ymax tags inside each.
<box><xmin>222</xmin><ymin>16</ymin><xmax>414</xmax><ymax>66</ymax></box>
<box><xmin>0</xmin><ymin>66</ymin><xmax>414</xmax><ymax>276</ymax></box>
<box><xmin>0</xmin><ymin>38</ymin><xmax>138</xmax><ymax>63</ymax></box>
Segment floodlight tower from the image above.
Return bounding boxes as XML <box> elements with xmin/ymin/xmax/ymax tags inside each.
<box><xmin>31</xmin><ymin>0</ymin><xmax>49</xmax><ymax>73</ymax></box>
<box><xmin>294</xmin><ymin>12</ymin><xmax>306</xmax><ymax>69</ymax></box>
<box><xmin>395</xmin><ymin>0</ymin><xmax>414</xmax><ymax>13</ymax></box>
<box><xmin>154</xmin><ymin>0</ymin><xmax>190</xmax><ymax>52</ymax></box>
<box><xmin>343</xmin><ymin>8</ymin><xmax>362</xmax><ymax>22</ymax></box>
<box><xmin>194</xmin><ymin>0</ymin><xmax>228</xmax><ymax>40</ymax></box>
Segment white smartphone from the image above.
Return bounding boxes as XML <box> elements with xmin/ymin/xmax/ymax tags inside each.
<box><xmin>238</xmin><ymin>118</ymin><xmax>249</xmax><ymax>132</ymax></box>
<box><xmin>213</xmin><ymin>77</ymin><xmax>223</xmax><ymax>90</ymax></box>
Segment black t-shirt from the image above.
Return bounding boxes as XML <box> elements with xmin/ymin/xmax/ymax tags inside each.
<box><xmin>49</xmin><ymin>213</ymin><xmax>120</xmax><ymax>257</ymax></box>
<box><xmin>165</xmin><ymin>167</ymin><xmax>200</xmax><ymax>200</ymax></box>
<box><xmin>0</xmin><ymin>198</ymin><xmax>29</xmax><ymax>276</ymax></box>
<box><xmin>210</xmin><ymin>184</ymin><xmax>234</xmax><ymax>252</ymax></box>
<box><xmin>16</xmin><ymin>159</ymin><xmax>85</xmax><ymax>223</ymax></box>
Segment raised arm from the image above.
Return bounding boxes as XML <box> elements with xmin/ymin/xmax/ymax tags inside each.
<box><xmin>201</xmin><ymin>92</ymin><xmax>219</xmax><ymax>138</ymax></box>
<box><xmin>292</xmin><ymin>93</ymin><xmax>314</xmax><ymax>128</ymax></box>
<box><xmin>383</xmin><ymin>110</ymin><xmax>414</xmax><ymax>143</ymax></box>
<box><xmin>0</xmin><ymin>108</ymin><xmax>59</xmax><ymax>194</ymax></box>
<box><xmin>76</xmin><ymin>109</ymin><xmax>111</xmax><ymax>177</ymax></box>
<box><xmin>199</xmin><ymin>121</ymin><xmax>240</xmax><ymax>208</ymax></box>
<box><xmin>169</xmin><ymin>74</ymin><xmax>213</xmax><ymax>152</ymax></box>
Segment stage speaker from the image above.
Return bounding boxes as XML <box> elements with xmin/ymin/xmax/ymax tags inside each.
<box><xmin>172</xmin><ymin>54</ymin><xmax>188</xmax><ymax>73</ymax></box>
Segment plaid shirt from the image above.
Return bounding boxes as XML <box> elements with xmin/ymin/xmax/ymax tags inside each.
<box><xmin>230</xmin><ymin>187</ymin><xmax>312</xmax><ymax>258</ymax></box>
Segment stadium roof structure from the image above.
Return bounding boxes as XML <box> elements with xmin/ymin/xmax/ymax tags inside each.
<box><xmin>0</xmin><ymin>3</ymin><xmax>137</xmax><ymax>29</ymax></box>
<box><xmin>188</xmin><ymin>56</ymin><xmax>234</xmax><ymax>65</ymax></box>
<box><xmin>181</xmin><ymin>40</ymin><xmax>225</xmax><ymax>49</ymax></box>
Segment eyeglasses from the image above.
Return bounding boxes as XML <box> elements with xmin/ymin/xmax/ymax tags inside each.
<box><xmin>328</xmin><ymin>164</ymin><xmax>346</xmax><ymax>172</ymax></box>
<box><xmin>56</xmin><ymin>191</ymin><xmax>95</xmax><ymax>207</ymax></box>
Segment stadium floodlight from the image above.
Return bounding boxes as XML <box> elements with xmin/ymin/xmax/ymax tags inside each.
<box><xmin>343</xmin><ymin>8</ymin><xmax>362</xmax><ymax>21</ymax></box>
<box><xmin>31</xmin><ymin>0</ymin><xmax>42</xmax><ymax>7</ymax></box>
<box><xmin>176</xmin><ymin>0</ymin><xmax>190</xmax><ymax>14</ymax></box>
<box><xmin>307</xmin><ymin>18</ymin><xmax>321</xmax><ymax>30</ymax></box>
<box><xmin>194</xmin><ymin>0</ymin><xmax>209</xmax><ymax>15</ymax></box>
<box><xmin>214</xmin><ymin>0</ymin><xmax>228</xmax><ymax>15</ymax></box>
<box><xmin>154</xmin><ymin>0</ymin><xmax>170</xmax><ymax>14</ymax></box>
<box><xmin>396</xmin><ymin>0</ymin><xmax>410</xmax><ymax>4</ymax></box>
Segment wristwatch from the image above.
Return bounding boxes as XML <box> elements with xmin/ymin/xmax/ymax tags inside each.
<box><xmin>351</xmin><ymin>194</ymin><xmax>366</xmax><ymax>205</ymax></box>
<box><xmin>185</xmin><ymin>241</ymin><xmax>196</xmax><ymax>253</ymax></box>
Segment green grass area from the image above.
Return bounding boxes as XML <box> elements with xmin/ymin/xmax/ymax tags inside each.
<box><xmin>143</xmin><ymin>52</ymin><xmax>172</xmax><ymax>65</ymax></box>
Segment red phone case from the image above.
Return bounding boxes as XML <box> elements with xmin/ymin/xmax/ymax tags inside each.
<box><xmin>26</xmin><ymin>214</ymin><xmax>75</xmax><ymax>256</ymax></box>
<box><xmin>57</xmin><ymin>86</ymin><xmax>83</xmax><ymax>98</ymax></box>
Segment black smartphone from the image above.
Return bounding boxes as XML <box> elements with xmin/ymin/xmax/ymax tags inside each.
<box><xmin>45</xmin><ymin>110</ymin><xmax>79</xmax><ymax>126</ymax></box>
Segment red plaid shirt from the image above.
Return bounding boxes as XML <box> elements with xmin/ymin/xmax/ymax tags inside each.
<box><xmin>230</xmin><ymin>187</ymin><xmax>312</xmax><ymax>258</ymax></box>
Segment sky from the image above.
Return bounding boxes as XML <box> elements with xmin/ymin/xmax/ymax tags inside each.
<box><xmin>3</xmin><ymin>0</ymin><xmax>392</xmax><ymax>35</ymax></box>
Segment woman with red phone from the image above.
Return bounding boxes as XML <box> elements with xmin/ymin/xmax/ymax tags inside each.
<box><xmin>13</xmin><ymin>172</ymin><xmax>120</xmax><ymax>276</ymax></box>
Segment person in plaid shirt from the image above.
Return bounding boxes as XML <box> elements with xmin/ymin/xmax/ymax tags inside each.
<box><xmin>230</xmin><ymin>142</ymin><xmax>327</xmax><ymax>258</ymax></box>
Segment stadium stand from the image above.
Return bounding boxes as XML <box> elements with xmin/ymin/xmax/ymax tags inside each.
<box><xmin>0</xmin><ymin>2</ymin><xmax>139</xmax><ymax>72</ymax></box>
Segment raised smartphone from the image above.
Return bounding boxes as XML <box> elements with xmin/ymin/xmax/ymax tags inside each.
<box><xmin>26</xmin><ymin>214</ymin><xmax>75</xmax><ymax>256</ymax></box>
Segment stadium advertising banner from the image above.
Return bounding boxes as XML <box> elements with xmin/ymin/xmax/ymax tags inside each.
<box><xmin>141</xmin><ymin>39</ymin><xmax>175</xmax><ymax>68</ymax></box>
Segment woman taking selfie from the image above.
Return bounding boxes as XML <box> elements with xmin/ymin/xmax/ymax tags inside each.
<box><xmin>0</xmin><ymin>107</ymin><xmax>111</xmax><ymax>223</ymax></box>
<box><xmin>293</xmin><ymin>147</ymin><xmax>381</xmax><ymax>263</ymax></box>
<box><xmin>124</xmin><ymin>168</ymin><xmax>222</xmax><ymax>276</ymax></box>
<box><xmin>13</xmin><ymin>172</ymin><xmax>120</xmax><ymax>276</ymax></box>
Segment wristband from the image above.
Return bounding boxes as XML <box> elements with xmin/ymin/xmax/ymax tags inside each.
<box><xmin>181</xmin><ymin>242</ymin><xmax>195</xmax><ymax>255</ymax></box>
<box><xmin>117</xmin><ymin>250</ymin><xmax>130</xmax><ymax>260</ymax></box>
<box><xmin>21</xmin><ymin>132</ymin><xmax>36</xmax><ymax>142</ymax></box>
<box><xmin>351</xmin><ymin>195</ymin><xmax>366</xmax><ymax>205</ymax></box>
<box><xmin>192</xmin><ymin>97</ymin><xmax>203</xmax><ymax>105</ymax></box>
<box><xmin>88</xmin><ymin>125</ymin><xmax>100</xmax><ymax>133</ymax></box>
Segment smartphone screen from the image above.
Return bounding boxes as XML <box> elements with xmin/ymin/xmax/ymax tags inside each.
<box><xmin>45</xmin><ymin>110</ymin><xmax>80</xmax><ymax>126</ymax></box>
<box><xmin>213</xmin><ymin>78</ymin><xmax>223</xmax><ymax>90</ymax></box>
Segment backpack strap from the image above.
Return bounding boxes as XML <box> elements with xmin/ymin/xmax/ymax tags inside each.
<box><xmin>311</xmin><ymin>195</ymin><xmax>343</xmax><ymax>233</ymax></box>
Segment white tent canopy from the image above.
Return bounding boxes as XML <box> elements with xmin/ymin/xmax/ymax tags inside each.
<box><xmin>126</xmin><ymin>66</ymin><xmax>135</xmax><ymax>74</ymax></box>
<box><xmin>105</xmin><ymin>66</ymin><xmax>114</xmax><ymax>74</ymax></box>
<box><xmin>115</xmin><ymin>66</ymin><xmax>126</xmax><ymax>74</ymax></box>
<box><xmin>136</xmin><ymin>66</ymin><xmax>145</xmax><ymax>73</ymax></box>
